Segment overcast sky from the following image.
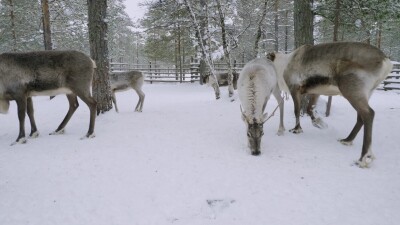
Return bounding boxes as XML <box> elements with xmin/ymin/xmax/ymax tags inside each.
<box><xmin>124</xmin><ymin>0</ymin><xmax>147</xmax><ymax>21</ymax></box>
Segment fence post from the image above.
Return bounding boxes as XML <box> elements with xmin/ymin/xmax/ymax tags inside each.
<box><xmin>149</xmin><ymin>61</ymin><xmax>152</xmax><ymax>84</ymax></box>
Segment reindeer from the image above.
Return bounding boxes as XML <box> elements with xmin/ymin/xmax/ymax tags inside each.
<box><xmin>238</xmin><ymin>58</ymin><xmax>285</xmax><ymax>156</ymax></box>
<box><xmin>110</xmin><ymin>70</ymin><xmax>145</xmax><ymax>113</ymax></box>
<box><xmin>268</xmin><ymin>42</ymin><xmax>393</xmax><ymax>167</ymax></box>
<box><xmin>202</xmin><ymin>72</ymin><xmax>239</xmax><ymax>99</ymax></box>
<box><xmin>202</xmin><ymin>72</ymin><xmax>239</xmax><ymax>90</ymax></box>
<box><xmin>0</xmin><ymin>50</ymin><xmax>97</xmax><ymax>145</ymax></box>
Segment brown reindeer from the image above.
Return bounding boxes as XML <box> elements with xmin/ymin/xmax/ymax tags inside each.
<box><xmin>268</xmin><ymin>42</ymin><xmax>393</xmax><ymax>167</ymax></box>
<box><xmin>0</xmin><ymin>50</ymin><xmax>97</xmax><ymax>145</ymax></box>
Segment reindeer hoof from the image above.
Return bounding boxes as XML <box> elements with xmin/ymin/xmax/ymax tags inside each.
<box><xmin>289</xmin><ymin>127</ymin><xmax>303</xmax><ymax>134</ymax></box>
<box><xmin>29</xmin><ymin>131</ymin><xmax>39</xmax><ymax>138</ymax></box>
<box><xmin>353</xmin><ymin>154</ymin><xmax>375</xmax><ymax>168</ymax></box>
<box><xmin>81</xmin><ymin>133</ymin><xmax>95</xmax><ymax>140</ymax></box>
<box><xmin>312</xmin><ymin>118</ymin><xmax>328</xmax><ymax>129</ymax></box>
<box><xmin>50</xmin><ymin>129</ymin><xmax>65</xmax><ymax>135</ymax></box>
<box><xmin>11</xmin><ymin>137</ymin><xmax>27</xmax><ymax>146</ymax></box>
<box><xmin>354</xmin><ymin>160</ymin><xmax>371</xmax><ymax>168</ymax></box>
<box><xmin>276</xmin><ymin>128</ymin><xmax>285</xmax><ymax>136</ymax></box>
<box><xmin>339</xmin><ymin>139</ymin><xmax>352</xmax><ymax>146</ymax></box>
<box><xmin>251</xmin><ymin>151</ymin><xmax>261</xmax><ymax>156</ymax></box>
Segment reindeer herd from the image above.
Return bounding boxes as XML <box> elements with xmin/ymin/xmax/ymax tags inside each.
<box><xmin>0</xmin><ymin>42</ymin><xmax>393</xmax><ymax>168</ymax></box>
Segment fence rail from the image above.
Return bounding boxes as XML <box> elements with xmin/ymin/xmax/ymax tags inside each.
<box><xmin>110</xmin><ymin>61</ymin><xmax>245</xmax><ymax>84</ymax></box>
<box><xmin>383</xmin><ymin>68</ymin><xmax>400</xmax><ymax>91</ymax></box>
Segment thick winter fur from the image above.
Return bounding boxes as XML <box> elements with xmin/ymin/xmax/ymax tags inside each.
<box><xmin>238</xmin><ymin>58</ymin><xmax>285</xmax><ymax>155</ymax></box>
<box><xmin>0</xmin><ymin>50</ymin><xmax>97</xmax><ymax>144</ymax></box>
<box><xmin>110</xmin><ymin>70</ymin><xmax>145</xmax><ymax>112</ymax></box>
<box><xmin>269</xmin><ymin>42</ymin><xmax>393</xmax><ymax>167</ymax></box>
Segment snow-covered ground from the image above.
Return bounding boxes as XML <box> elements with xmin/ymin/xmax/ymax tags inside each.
<box><xmin>1</xmin><ymin>83</ymin><xmax>400</xmax><ymax>225</ymax></box>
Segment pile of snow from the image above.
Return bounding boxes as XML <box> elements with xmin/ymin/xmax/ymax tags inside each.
<box><xmin>1</xmin><ymin>84</ymin><xmax>399</xmax><ymax>225</ymax></box>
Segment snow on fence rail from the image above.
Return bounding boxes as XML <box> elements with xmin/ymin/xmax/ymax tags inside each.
<box><xmin>110</xmin><ymin>61</ymin><xmax>245</xmax><ymax>84</ymax></box>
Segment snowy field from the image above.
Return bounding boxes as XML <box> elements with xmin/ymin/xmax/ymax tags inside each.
<box><xmin>1</xmin><ymin>83</ymin><xmax>400</xmax><ymax>225</ymax></box>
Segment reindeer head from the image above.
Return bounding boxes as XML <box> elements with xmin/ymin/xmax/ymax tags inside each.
<box><xmin>241</xmin><ymin>106</ymin><xmax>268</xmax><ymax>156</ymax></box>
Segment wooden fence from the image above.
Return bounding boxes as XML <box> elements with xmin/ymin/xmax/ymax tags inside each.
<box><xmin>382</xmin><ymin>68</ymin><xmax>400</xmax><ymax>91</ymax></box>
<box><xmin>110</xmin><ymin>60</ymin><xmax>245</xmax><ymax>84</ymax></box>
<box><xmin>110</xmin><ymin>60</ymin><xmax>400</xmax><ymax>90</ymax></box>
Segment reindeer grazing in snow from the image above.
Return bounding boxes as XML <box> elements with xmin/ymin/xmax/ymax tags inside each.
<box><xmin>202</xmin><ymin>72</ymin><xmax>239</xmax><ymax>90</ymax></box>
<box><xmin>238</xmin><ymin>58</ymin><xmax>285</xmax><ymax>156</ymax></box>
<box><xmin>268</xmin><ymin>42</ymin><xmax>393</xmax><ymax>167</ymax></box>
<box><xmin>202</xmin><ymin>72</ymin><xmax>239</xmax><ymax>99</ymax></box>
<box><xmin>110</xmin><ymin>70</ymin><xmax>145</xmax><ymax>113</ymax></box>
<box><xmin>0</xmin><ymin>50</ymin><xmax>97</xmax><ymax>145</ymax></box>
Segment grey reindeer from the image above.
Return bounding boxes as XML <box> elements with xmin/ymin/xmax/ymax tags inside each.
<box><xmin>0</xmin><ymin>50</ymin><xmax>97</xmax><ymax>145</ymax></box>
<box><xmin>110</xmin><ymin>70</ymin><xmax>145</xmax><ymax>113</ymax></box>
<box><xmin>268</xmin><ymin>42</ymin><xmax>393</xmax><ymax>168</ymax></box>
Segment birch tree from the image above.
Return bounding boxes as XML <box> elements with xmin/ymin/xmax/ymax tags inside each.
<box><xmin>253</xmin><ymin>0</ymin><xmax>268</xmax><ymax>58</ymax></box>
<box><xmin>216</xmin><ymin>0</ymin><xmax>235</xmax><ymax>97</ymax></box>
<box><xmin>182</xmin><ymin>0</ymin><xmax>221</xmax><ymax>99</ymax></box>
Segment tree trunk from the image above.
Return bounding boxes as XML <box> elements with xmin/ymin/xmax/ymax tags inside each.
<box><xmin>284</xmin><ymin>10</ymin><xmax>288</xmax><ymax>53</ymax></box>
<box><xmin>41</xmin><ymin>0</ymin><xmax>52</xmax><ymax>50</ymax></box>
<box><xmin>274</xmin><ymin>0</ymin><xmax>279</xmax><ymax>52</ymax></box>
<box><xmin>326</xmin><ymin>0</ymin><xmax>341</xmax><ymax>117</ymax></box>
<box><xmin>294</xmin><ymin>0</ymin><xmax>314</xmax><ymax>115</ymax></box>
<box><xmin>88</xmin><ymin>0</ymin><xmax>112</xmax><ymax>114</ymax></box>
<box><xmin>8</xmin><ymin>0</ymin><xmax>17</xmax><ymax>51</ymax></box>
<box><xmin>216</xmin><ymin>0</ymin><xmax>234</xmax><ymax>97</ymax></box>
<box><xmin>254</xmin><ymin>0</ymin><xmax>268</xmax><ymax>58</ymax></box>
<box><xmin>376</xmin><ymin>22</ymin><xmax>382</xmax><ymax>49</ymax></box>
<box><xmin>294</xmin><ymin>0</ymin><xmax>314</xmax><ymax>48</ymax></box>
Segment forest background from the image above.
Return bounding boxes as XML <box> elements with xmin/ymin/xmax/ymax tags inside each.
<box><xmin>1</xmin><ymin>0</ymin><xmax>399</xmax><ymax>67</ymax></box>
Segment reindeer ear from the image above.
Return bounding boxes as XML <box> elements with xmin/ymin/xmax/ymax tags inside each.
<box><xmin>267</xmin><ymin>52</ymin><xmax>276</xmax><ymax>61</ymax></box>
<box><xmin>262</xmin><ymin>112</ymin><xmax>269</xmax><ymax>123</ymax></box>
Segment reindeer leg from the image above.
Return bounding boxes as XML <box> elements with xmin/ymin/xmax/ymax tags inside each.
<box><xmin>212</xmin><ymin>82</ymin><xmax>220</xmax><ymax>100</ymax></box>
<box><xmin>12</xmin><ymin>97</ymin><xmax>28</xmax><ymax>145</ymax></box>
<box><xmin>289</xmin><ymin>87</ymin><xmax>303</xmax><ymax>133</ymax></box>
<box><xmin>51</xmin><ymin>94</ymin><xmax>79</xmax><ymax>135</ymax></box>
<box><xmin>111</xmin><ymin>90</ymin><xmax>119</xmax><ymax>113</ymax></box>
<box><xmin>307</xmin><ymin>94</ymin><xmax>327</xmax><ymax>129</ymax></box>
<box><xmin>228</xmin><ymin>84</ymin><xmax>234</xmax><ymax>97</ymax></box>
<box><xmin>338</xmin><ymin>75</ymin><xmax>375</xmax><ymax>167</ymax></box>
<box><xmin>339</xmin><ymin>113</ymin><xmax>363</xmax><ymax>146</ymax></box>
<box><xmin>358</xmin><ymin>106</ymin><xmax>375</xmax><ymax>168</ymax></box>
<box><xmin>76</xmin><ymin>93</ymin><xmax>97</xmax><ymax>139</ymax></box>
<box><xmin>134</xmin><ymin>88</ymin><xmax>145</xmax><ymax>112</ymax></box>
<box><xmin>273</xmin><ymin>87</ymin><xmax>285</xmax><ymax>136</ymax></box>
<box><xmin>26</xmin><ymin>97</ymin><xmax>39</xmax><ymax>138</ymax></box>
<box><xmin>349</xmin><ymin>103</ymin><xmax>375</xmax><ymax>168</ymax></box>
